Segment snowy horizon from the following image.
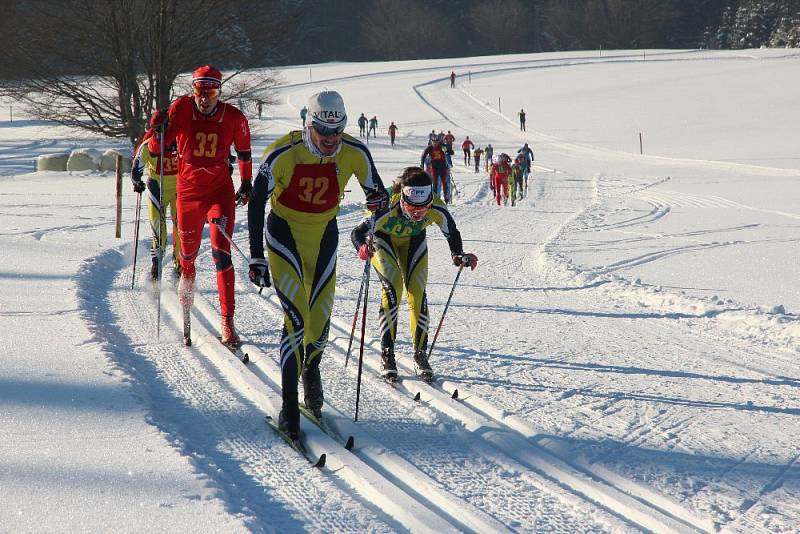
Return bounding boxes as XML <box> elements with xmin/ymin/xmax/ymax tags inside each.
<box><xmin>1</xmin><ymin>48</ymin><xmax>799</xmax><ymax>532</ymax></box>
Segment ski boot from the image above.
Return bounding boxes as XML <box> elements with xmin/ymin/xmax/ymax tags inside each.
<box><xmin>301</xmin><ymin>365</ymin><xmax>324</xmax><ymax>419</ymax></box>
<box><xmin>413</xmin><ymin>349</ymin><xmax>434</xmax><ymax>383</ymax></box>
<box><xmin>150</xmin><ymin>256</ymin><xmax>160</xmax><ymax>281</ymax></box>
<box><xmin>278</xmin><ymin>407</ymin><xmax>300</xmax><ymax>441</ymax></box>
<box><xmin>380</xmin><ymin>347</ymin><xmax>398</xmax><ymax>382</ymax></box>
<box><xmin>220</xmin><ymin>315</ymin><xmax>241</xmax><ymax>348</ymax></box>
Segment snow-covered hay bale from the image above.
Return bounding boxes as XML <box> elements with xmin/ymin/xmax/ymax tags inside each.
<box><xmin>66</xmin><ymin>148</ymin><xmax>102</xmax><ymax>172</ymax></box>
<box><xmin>100</xmin><ymin>149</ymin><xmax>130</xmax><ymax>173</ymax></box>
<box><xmin>36</xmin><ymin>153</ymin><xmax>69</xmax><ymax>172</ymax></box>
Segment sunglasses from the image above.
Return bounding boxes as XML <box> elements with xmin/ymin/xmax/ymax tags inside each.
<box><xmin>401</xmin><ymin>198</ymin><xmax>431</xmax><ymax>221</ymax></box>
<box><xmin>311</xmin><ymin>121</ymin><xmax>345</xmax><ymax>137</ymax></box>
<box><xmin>192</xmin><ymin>85</ymin><xmax>221</xmax><ymax>98</ymax></box>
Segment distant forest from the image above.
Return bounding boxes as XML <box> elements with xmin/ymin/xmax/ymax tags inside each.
<box><xmin>288</xmin><ymin>0</ymin><xmax>800</xmax><ymax>64</ymax></box>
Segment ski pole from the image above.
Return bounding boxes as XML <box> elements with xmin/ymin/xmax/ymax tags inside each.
<box><xmin>354</xmin><ymin>217</ymin><xmax>376</xmax><ymax>422</ymax></box>
<box><xmin>211</xmin><ymin>217</ymin><xmax>271</xmax><ymax>296</ymax></box>
<box><xmin>130</xmin><ymin>191</ymin><xmax>142</xmax><ymax>289</ymax></box>
<box><xmin>346</xmin><ymin>216</ymin><xmax>375</xmax><ymax>368</ymax></box>
<box><xmin>344</xmin><ymin>262</ymin><xmax>368</xmax><ymax>369</ymax></box>
<box><xmin>156</xmin><ymin>123</ymin><xmax>165</xmax><ymax>339</ymax></box>
<box><xmin>210</xmin><ymin>217</ymin><xmax>250</xmax><ymax>264</ymax></box>
<box><xmin>426</xmin><ymin>263</ymin><xmax>465</xmax><ymax>362</ymax></box>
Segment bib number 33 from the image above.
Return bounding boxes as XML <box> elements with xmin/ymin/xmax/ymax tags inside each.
<box><xmin>193</xmin><ymin>132</ymin><xmax>219</xmax><ymax>158</ymax></box>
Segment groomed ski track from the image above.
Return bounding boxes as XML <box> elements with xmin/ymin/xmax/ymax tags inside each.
<box><xmin>84</xmin><ymin>51</ymin><xmax>800</xmax><ymax>532</ymax></box>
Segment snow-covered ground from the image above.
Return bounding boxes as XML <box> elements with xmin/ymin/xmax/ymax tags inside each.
<box><xmin>2</xmin><ymin>49</ymin><xmax>799</xmax><ymax>533</ymax></box>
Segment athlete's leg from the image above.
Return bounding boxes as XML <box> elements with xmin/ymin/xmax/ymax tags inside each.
<box><xmin>206</xmin><ymin>184</ymin><xmax>236</xmax><ymax>317</ymax></box>
<box><xmin>400</xmin><ymin>233</ymin><xmax>429</xmax><ymax>352</ymax></box>
<box><xmin>267</xmin><ymin>213</ymin><xmax>311</xmax><ymax>432</ymax></box>
<box><xmin>372</xmin><ymin>232</ymin><xmax>405</xmax><ymax>353</ymax></box>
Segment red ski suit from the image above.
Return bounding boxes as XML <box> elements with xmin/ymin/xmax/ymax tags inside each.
<box><xmin>490</xmin><ymin>162</ymin><xmax>510</xmax><ymax>205</ymax></box>
<box><xmin>162</xmin><ymin>95</ymin><xmax>252</xmax><ymax>316</ymax></box>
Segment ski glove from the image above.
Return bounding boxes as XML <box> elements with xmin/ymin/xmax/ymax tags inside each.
<box><xmin>236</xmin><ymin>180</ymin><xmax>252</xmax><ymax>206</ymax></box>
<box><xmin>132</xmin><ymin>178</ymin><xmax>146</xmax><ymax>194</ymax></box>
<box><xmin>365</xmin><ymin>190</ymin><xmax>389</xmax><ymax>212</ymax></box>
<box><xmin>452</xmin><ymin>253</ymin><xmax>478</xmax><ymax>270</ymax></box>
<box><xmin>248</xmin><ymin>258</ymin><xmax>271</xmax><ymax>288</ymax></box>
<box><xmin>358</xmin><ymin>243</ymin><xmax>372</xmax><ymax>261</ymax></box>
<box><xmin>149</xmin><ymin>109</ymin><xmax>168</xmax><ymax>129</ymax></box>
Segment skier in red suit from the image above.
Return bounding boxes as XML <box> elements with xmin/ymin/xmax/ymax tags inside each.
<box><xmin>151</xmin><ymin>64</ymin><xmax>253</xmax><ymax>345</ymax></box>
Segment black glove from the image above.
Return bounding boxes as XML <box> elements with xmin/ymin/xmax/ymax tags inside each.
<box><xmin>132</xmin><ymin>178</ymin><xmax>146</xmax><ymax>193</ymax></box>
<box><xmin>150</xmin><ymin>108</ymin><xmax>168</xmax><ymax>129</ymax></box>
<box><xmin>248</xmin><ymin>258</ymin><xmax>271</xmax><ymax>288</ymax></box>
<box><xmin>452</xmin><ymin>253</ymin><xmax>478</xmax><ymax>270</ymax></box>
<box><xmin>365</xmin><ymin>189</ymin><xmax>388</xmax><ymax>212</ymax></box>
<box><xmin>236</xmin><ymin>180</ymin><xmax>252</xmax><ymax>206</ymax></box>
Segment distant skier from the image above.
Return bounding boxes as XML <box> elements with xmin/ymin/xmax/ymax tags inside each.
<box><xmin>484</xmin><ymin>144</ymin><xmax>494</xmax><ymax>172</ymax></box>
<box><xmin>510</xmin><ymin>161</ymin><xmax>524</xmax><ymax>205</ymax></box>
<box><xmin>490</xmin><ymin>153</ymin><xmax>511</xmax><ymax>206</ymax></box>
<box><xmin>450</xmin><ymin>70</ymin><xmax>456</xmax><ymax>88</ymax></box>
<box><xmin>420</xmin><ymin>137</ymin><xmax>450</xmax><ymax>199</ymax></box>
<box><xmin>461</xmin><ymin>136</ymin><xmax>474</xmax><ymax>166</ymax></box>
<box><xmin>517</xmin><ymin>143</ymin><xmax>534</xmax><ymax>173</ymax></box>
<box><xmin>351</xmin><ymin>166</ymin><xmax>478</xmax><ymax>383</ymax></box>
<box><xmin>300</xmin><ymin>105</ymin><xmax>307</xmax><ymax>124</ymax></box>
<box><xmin>473</xmin><ymin>147</ymin><xmax>483</xmax><ymax>173</ymax></box>
<box><xmin>388</xmin><ymin>121</ymin><xmax>398</xmax><ymax>146</ymax></box>
<box><xmin>518</xmin><ymin>109</ymin><xmax>526</xmax><ymax>131</ymax></box>
<box><xmin>358</xmin><ymin>113</ymin><xmax>367</xmax><ymax>137</ymax></box>
<box><xmin>368</xmin><ymin>115</ymin><xmax>378</xmax><ymax>138</ymax></box>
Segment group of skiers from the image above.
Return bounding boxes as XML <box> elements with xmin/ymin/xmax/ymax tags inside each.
<box><xmin>487</xmin><ymin>143</ymin><xmax>535</xmax><ymax>206</ymax></box>
<box><xmin>131</xmin><ymin>66</ymin><xmax>478</xmax><ymax>442</ymax></box>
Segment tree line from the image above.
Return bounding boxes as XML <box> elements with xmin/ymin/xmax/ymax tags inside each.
<box><xmin>1</xmin><ymin>0</ymin><xmax>797</xmax><ymax>146</ymax></box>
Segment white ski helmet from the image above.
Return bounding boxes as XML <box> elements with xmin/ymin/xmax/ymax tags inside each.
<box><xmin>306</xmin><ymin>90</ymin><xmax>347</xmax><ymax>135</ymax></box>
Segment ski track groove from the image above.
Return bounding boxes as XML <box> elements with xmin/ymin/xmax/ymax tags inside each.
<box><xmin>102</xmin><ymin>244</ymin><xmax>395</xmax><ymax>533</ymax></box>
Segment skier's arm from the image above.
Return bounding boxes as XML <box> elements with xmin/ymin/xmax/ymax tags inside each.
<box><xmin>420</xmin><ymin>146</ymin><xmax>431</xmax><ymax>167</ymax></box>
<box><xmin>247</xmin><ymin>158</ymin><xmax>276</xmax><ymax>260</ymax></box>
<box><xmin>232</xmin><ymin>111</ymin><xmax>253</xmax><ymax>181</ymax></box>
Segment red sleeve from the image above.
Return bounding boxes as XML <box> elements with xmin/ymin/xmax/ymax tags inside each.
<box><xmin>233</xmin><ymin>109</ymin><xmax>252</xmax><ymax>181</ymax></box>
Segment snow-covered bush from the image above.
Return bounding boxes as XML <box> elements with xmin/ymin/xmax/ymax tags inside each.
<box><xmin>100</xmin><ymin>149</ymin><xmax>131</xmax><ymax>173</ymax></box>
<box><xmin>66</xmin><ymin>148</ymin><xmax>102</xmax><ymax>172</ymax></box>
<box><xmin>36</xmin><ymin>153</ymin><xmax>70</xmax><ymax>172</ymax></box>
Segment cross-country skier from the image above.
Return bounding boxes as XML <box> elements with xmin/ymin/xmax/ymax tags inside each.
<box><xmin>131</xmin><ymin>128</ymin><xmax>181</xmax><ymax>280</ymax></box>
<box><xmin>388</xmin><ymin>121</ymin><xmax>398</xmax><ymax>146</ymax></box>
<box><xmin>420</xmin><ymin>137</ymin><xmax>450</xmax><ymax>200</ymax></box>
<box><xmin>484</xmin><ymin>144</ymin><xmax>494</xmax><ymax>172</ymax></box>
<box><xmin>490</xmin><ymin>153</ymin><xmax>511</xmax><ymax>206</ymax></box>
<box><xmin>510</xmin><ymin>161</ymin><xmax>525</xmax><ymax>206</ymax></box>
<box><xmin>358</xmin><ymin>113</ymin><xmax>368</xmax><ymax>137</ymax></box>
<box><xmin>350</xmin><ymin>166</ymin><xmax>478</xmax><ymax>382</ymax></box>
<box><xmin>149</xmin><ymin>64</ymin><xmax>253</xmax><ymax>347</ymax></box>
<box><xmin>473</xmin><ymin>147</ymin><xmax>483</xmax><ymax>173</ymax></box>
<box><xmin>461</xmin><ymin>136</ymin><xmax>474</xmax><ymax>165</ymax></box>
<box><xmin>247</xmin><ymin>90</ymin><xmax>389</xmax><ymax>439</ymax></box>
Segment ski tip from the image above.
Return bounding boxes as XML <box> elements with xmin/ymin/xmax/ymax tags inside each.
<box><xmin>314</xmin><ymin>453</ymin><xmax>326</xmax><ymax>469</ymax></box>
<box><xmin>345</xmin><ymin>436</ymin><xmax>355</xmax><ymax>451</ymax></box>
<box><xmin>451</xmin><ymin>389</ymin><xmax>459</xmax><ymax>400</ymax></box>
<box><xmin>413</xmin><ymin>392</ymin><xmax>421</xmax><ymax>402</ymax></box>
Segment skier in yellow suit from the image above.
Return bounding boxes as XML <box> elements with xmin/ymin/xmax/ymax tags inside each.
<box><xmin>350</xmin><ymin>166</ymin><xmax>478</xmax><ymax>383</ymax></box>
<box><xmin>131</xmin><ymin>129</ymin><xmax>180</xmax><ymax>279</ymax></box>
<box><xmin>247</xmin><ymin>90</ymin><xmax>389</xmax><ymax>439</ymax></box>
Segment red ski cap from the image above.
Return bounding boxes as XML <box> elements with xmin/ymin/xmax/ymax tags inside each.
<box><xmin>192</xmin><ymin>65</ymin><xmax>222</xmax><ymax>88</ymax></box>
